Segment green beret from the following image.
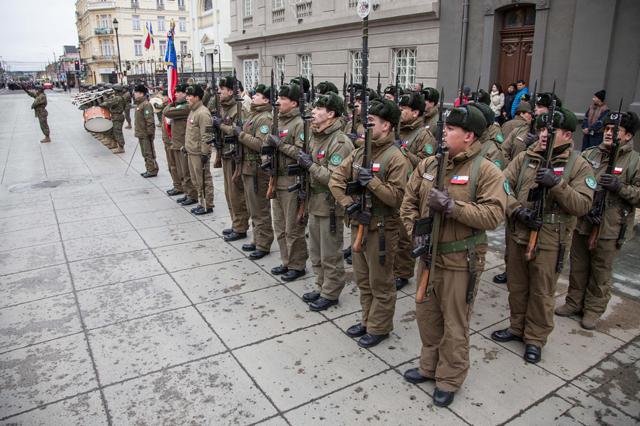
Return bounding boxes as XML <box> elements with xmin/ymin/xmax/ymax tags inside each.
<box><xmin>254</xmin><ymin>84</ymin><xmax>271</xmax><ymax>101</ymax></box>
<box><xmin>383</xmin><ymin>85</ymin><xmax>396</xmax><ymax>96</ymax></box>
<box><xmin>355</xmin><ymin>88</ymin><xmax>378</xmax><ymax>101</ymax></box>
<box><xmin>398</xmin><ymin>92</ymin><xmax>425</xmax><ymax>114</ymax></box>
<box><xmin>422</xmin><ymin>87</ymin><xmax>439</xmax><ymax>104</ymax></box>
<box><xmin>467</xmin><ymin>102</ymin><xmax>494</xmax><ymax>129</ymax></box>
<box><xmin>602</xmin><ymin>111</ymin><xmax>640</xmax><ymax>136</ymax></box>
<box><xmin>317</xmin><ymin>81</ymin><xmax>338</xmax><ymax>95</ymax></box>
<box><xmin>112</xmin><ymin>84</ymin><xmax>123</xmax><ymax>91</ymax></box>
<box><xmin>369</xmin><ymin>98</ymin><xmax>401</xmax><ymax>126</ymax></box>
<box><xmin>535</xmin><ymin>107</ymin><xmax>578</xmax><ymax>132</ymax></box>
<box><xmin>445</xmin><ymin>105</ymin><xmax>486</xmax><ymax>137</ymax></box>
<box><xmin>185</xmin><ymin>84</ymin><xmax>204</xmax><ymax>99</ymax></box>
<box><xmin>535</xmin><ymin>92</ymin><xmax>563</xmax><ymax>108</ymax></box>
<box><xmin>290</xmin><ymin>77</ymin><xmax>310</xmax><ymax>92</ymax></box>
<box><xmin>278</xmin><ymin>83</ymin><xmax>301</xmax><ymax>102</ymax></box>
<box><xmin>219</xmin><ymin>76</ymin><xmax>235</xmax><ymax>90</ymax></box>
<box><xmin>476</xmin><ymin>89</ymin><xmax>490</xmax><ymax>105</ymax></box>
<box><xmin>314</xmin><ymin>92</ymin><xmax>344</xmax><ymax>116</ymax></box>
<box><xmin>134</xmin><ymin>84</ymin><xmax>148</xmax><ymax>94</ymax></box>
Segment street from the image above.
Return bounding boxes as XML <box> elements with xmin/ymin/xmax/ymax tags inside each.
<box><xmin>0</xmin><ymin>89</ymin><xmax>639</xmax><ymax>425</ymax></box>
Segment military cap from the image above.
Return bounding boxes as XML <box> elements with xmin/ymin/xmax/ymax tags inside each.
<box><xmin>383</xmin><ymin>85</ymin><xmax>396</xmax><ymax>96</ymax></box>
<box><xmin>316</xmin><ymin>81</ymin><xmax>339</xmax><ymax>95</ymax></box>
<box><xmin>175</xmin><ymin>83</ymin><xmax>188</xmax><ymax>93</ymax></box>
<box><xmin>185</xmin><ymin>84</ymin><xmax>204</xmax><ymax>99</ymax></box>
<box><xmin>314</xmin><ymin>92</ymin><xmax>344</xmax><ymax>116</ymax></box>
<box><xmin>90</xmin><ymin>85</ymin><xmax>99</xmax><ymax>90</ymax></box>
<box><xmin>162</xmin><ymin>89</ymin><xmax>168</xmax><ymax>96</ymax></box>
<box><xmin>35</xmin><ymin>85</ymin><xmax>44</xmax><ymax>91</ymax></box>
<box><xmin>399</xmin><ymin>92</ymin><xmax>425</xmax><ymax>114</ymax></box>
<box><xmin>603</xmin><ymin>111</ymin><xmax>640</xmax><ymax>136</ymax></box>
<box><xmin>278</xmin><ymin>83</ymin><xmax>301</xmax><ymax>102</ymax></box>
<box><xmin>349</xmin><ymin>83</ymin><xmax>364</xmax><ymax>93</ymax></box>
<box><xmin>422</xmin><ymin>87</ymin><xmax>440</xmax><ymax>104</ymax></box>
<box><xmin>355</xmin><ymin>88</ymin><xmax>378</xmax><ymax>101</ymax></box>
<box><xmin>97</xmin><ymin>82</ymin><xmax>106</xmax><ymax>87</ymax></box>
<box><xmin>290</xmin><ymin>77</ymin><xmax>310</xmax><ymax>93</ymax></box>
<box><xmin>113</xmin><ymin>84</ymin><xmax>123</xmax><ymax>91</ymax></box>
<box><xmin>467</xmin><ymin>102</ymin><xmax>494</xmax><ymax>129</ymax></box>
<box><xmin>535</xmin><ymin>107</ymin><xmax>578</xmax><ymax>132</ymax></box>
<box><xmin>134</xmin><ymin>84</ymin><xmax>148</xmax><ymax>94</ymax></box>
<box><xmin>369</xmin><ymin>98</ymin><xmax>401</xmax><ymax>126</ymax></box>
<box><xmin>199</xmin><ymin>81</ymin><xmax>207</xmax><ymax>88</ymax></box>
<box><xmin>535</xmin><ymin>92</ymin><xmax>563</xmax><ymax>108</ymax></box>
<box><xmin>476</xmin><ymin>89</ymin><xmax>491</xmax><ymax>106</ymax></box>
<box><xmin>254</xmin><ymin>84</ymin><xmax>271</xmax><ymax>101</ymax></box>
<box><xmin>515</xmin><ymin>101</ymin><xmax>532</xmax><ymax>114</ymax></box>
<box><xmin>445</xmin><ymin>104</ymin><xmax>486</xmax><ymax>137</ymax></box>
<box><xmin>105</xmin><ymin>83</ymin><xmax>113</xmax><ymax>89</ymax></box>
<box><xmin>219</xmin><ymin>76</ymin><xmax>236</xmax><ymax>90</ymax></box>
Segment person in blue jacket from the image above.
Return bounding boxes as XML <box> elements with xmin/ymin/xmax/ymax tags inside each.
<box><xmin>510</xmin><ymin>80</ymin><xmax>529</xmax><ymax>119</ymax></box>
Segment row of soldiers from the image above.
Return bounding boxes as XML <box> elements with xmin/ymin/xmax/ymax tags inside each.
<box><xmin>146</xmin><ymin>75</ymin><xmax>638</xmax><ymax>408</ymax></box>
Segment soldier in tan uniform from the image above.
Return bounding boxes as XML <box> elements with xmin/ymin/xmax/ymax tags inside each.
<box><xmin>232</xmin><ymin>84</ymin><xmax>275</xmax><ymax>259</ymax></box>
<box><xmin>421</xmin><ymin>87</ymin><xmax>440</xmax><ymax>136</ymax></box>
<box><xmin>330</xmin><ymin>98</ymin><xmax>410</xmax><ymax>347</ymax></box>
<box><xmin>23</xmin><ymin>85</ymin><xmax>50</xmax><ymax>143</ymax></box>
<box><xmin>264</xmin><ymin>83</ymin><xmax>309</xmax><ymax>281</ymax></box>
<box><xmin>383</xmin><ymin>85</ymin><xmax>396</xmax><ymax>101</ymax></box>
<box><xmin>502</xmin><ymin>102</ymin><xmax>533</xmax><ymax>166</ymax></box>
<box><xmin>100</xmin><ymin>84</ymin><xmax>126</xmax><ymax>152</ymax></box>
<box><xmin>556</xmin><ymin>111</ymin><xmax>640</xmax><ymax>329</ymax></box>
<box><xmin>467</xmin><ymin>102</ymin><xmax>507</xmax><ymax>171</ymax></box>
<box><xmin>502</xmin><ymin>102</ymin><xmax>532</xmax><ymax>145</ymax></box>
<box><xmin>491</xmin><ymin>107</ymin><xmax>593</xmax><ymax>364</ymax></box>
<box><xmin>400</xmin><ymin>104</ymin><xmax>507</xmax><ymax>408</ymax></box>
<box><xmin>133</xmin><ymin>84</ymin><xmax>158</xmax><ymax>177</ymax></box>
<box><xmin>159</xmin><ymin>89</ymin><xmax>182</xmax><ymax>196</ymax></box>
<box><xmin>212</xmin><ymin>76</ymin><xmax>250</xmax><ymax>241</ymax></box>
<box><xmin>297</xmin><ymin>93</ymin><xmax>354</xmax><ymax>309</ymax></box>
<box><xmin>165</xmin><ymin>84</ymin><xmax>199</xmax><ymax>206</ymax></box>
<box><xmin>345</xmin><ymin>88</ymin><xmax>378</xmax><ymax>148</ymax></box>
<box><xmin>185</xmin><ymin>84</ymin><xmax>214</xmax><ymax>215</ymax></box>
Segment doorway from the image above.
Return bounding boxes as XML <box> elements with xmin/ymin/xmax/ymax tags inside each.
<box><xmin>496</xmin><ymin>6</ymin><xmax>536</xmax><ymax>91</ymax></box>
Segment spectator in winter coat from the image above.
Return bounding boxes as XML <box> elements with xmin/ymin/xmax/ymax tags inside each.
<box><xmin>581</xmin><ymin>90</ymin><xmax>610</xmax><ymax>151</ymax></box>
<box><xmin>454</xmin><ymin>85</ymin><xmax>470</xmax><ymax>107</ymax></box>
<box><xmin>502</xmin><ymin>83</ymin><xmax>517</xmax><ymax>121</ymax></box>
<box><xmin>510</xmin><ymin>80</ymin><xmax>529</xmax><ymax>118</ymax></box>
<box><xmin>490</xmin><ymin>83</ymin><xmax>504</xmax><ymax>122</ymax></box>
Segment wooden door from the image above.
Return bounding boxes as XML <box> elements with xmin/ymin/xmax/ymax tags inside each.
<box><xmin>497</xmin><ymin>6</ymin><xmax>535</xmax><ymax>90</ymax></box>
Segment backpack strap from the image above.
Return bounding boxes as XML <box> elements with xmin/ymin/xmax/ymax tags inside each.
<box><xmin>470</xmin><ymin>141</ymin><xmax>495</xmax><ymax>203</ymax></box>
<box><xmin>515</xmin><ymin>157</ymin><xmax>533</xmax><ymax>196</ymax></box>
<box><xmin>560</xmin><ymin>152</ymin><xmax>579</xmax><ymax>182</ymax></box>
<box><xmin>402</xmin><ymin>127</ymin><xmax>426</xmax><ymax>151</ymax></box>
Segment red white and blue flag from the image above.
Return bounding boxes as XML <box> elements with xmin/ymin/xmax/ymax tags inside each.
<box><xmin>165</xmin><ymin>29</ymin><xmax>178</xmax><ymax>104</ymax></box>
<box><xmin>451</xmin><ymin>175</ymin><xmax>469</xmax><ymax>184</ymax></box>
<box><xmin>279</xmin><ymin>129</ymin><xmax>288</xmax><ymax>137</ymax></box>
<box><xmin>317</xmin><ymin>150</ymin><xmax>325</xmax><ymax>158</ymax></box>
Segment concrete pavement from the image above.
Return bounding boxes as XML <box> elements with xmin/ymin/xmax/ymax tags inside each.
<box><xmin>0</xmin><ymin>89</ymin><xmax>639</xmax><ymax>425</ymax></box>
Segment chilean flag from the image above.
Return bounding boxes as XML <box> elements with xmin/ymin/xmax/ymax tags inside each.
<box><xmin>165</xmin><ymin>29</ymin><xmax>178</xmax><ymax>103</ymax></box>
<box><xmin>279</xmin><ymin>129</ymin><xmax>288</xmax><ymax>137</ymax></box>
<box><xmin>554</xmin><ymin>167</ymin><xmax>564</xmax><ymax>175</ymax></box>
<box><xmin>614</xmin><ymin>167</ymin><xmax>623</xmax><ymax>174</ymax></box>
<box><xmin>317</xmin><ymin>150</ymin><xmax>325</xmax><ymax>159</ymax></box>
<box><xmin>451</xmin><ymin>175</ymin><xmax>469</xmax><ymax>184</ymax></box>
<box><xmin>358</xmin><ymin>134</ymin><xmax>365</xmax><ymax>140</ymax></box>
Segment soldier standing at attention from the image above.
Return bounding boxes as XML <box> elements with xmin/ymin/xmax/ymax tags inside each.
<box><xmin>467</xmin><ymin>102</ymin><xmax>507</xmax><ymax>170</ymax></box>
<box><xmin>212</xmin><ymin>76</ymin><xmax>250</xmax><ymax>242</ymax></box>
<box><xmin>383</xmin><ymin>85</ymin><xmax>396</xmax><ymax>101</ymax></box>
<box><xmin>23</xmin><ymin>84</ymin><xmax>50</xmax><ymax>143</ymax></box>
<box><xmin>502</xmin><ymin>102</ymin><xmax>533</xmax><ymax>166</ymax></box>
<box><xmin>123</xmin><ymin>85</ymin><xmax>133</xmax><ymax>129</ymax></box>
<box><xmin>159</xmin><ymin>89</ymin><xmax>182</xmax><ymax>195</ymax></box>
<box><xmin>265</xmin><ymin>83</ymin><xmax>309</xmax><ymax>282</ymax></box>
<box><xmin>232</xmin><ymin>84</ymin><xmax>275</xmax><ymax>260</ymax></box>
<box><xmin>400</xmin><ymin>104</ymin><xmax>507</xmax><ymax>408</ymax></box>
<box><xmin>345</xmin><ymin>88</ymin><xmax>378</xmax><ymax>148</ymax></box>
<box><xmin>185</xmin><ymin>84</ymin><xmax>215</xmax><ymax>215</ymax></box>
<box><xmin>556</xmin><ymin>111</ymin><xmax>640</xmax><ymax>330</ymax></box>
<box><xmin>421</xmin><ymin>87</ymin><xmax>440</xmax><ymax>136</ymax></box>
<box><xmin>298</xmin><ymin>93</ymin><xmax>354</xmax><ymax>310</ymax></box>
<box><xmin>100</xmin><ymin>83</ymin><xmax>126</xmax><ymax>153</ymax></box>
<box><xmin>491</xmin><ymin>107</ymin><xmax>593</xmax><ymax>364</ymax></box>
<box><xmin>330</xmin><ymin>98</ymin><xmax>409</xmax><ymax>348</ymax></box>
<box><xmin>133</xmin><ymin>84</ymin><xmax>158</xmax><ymax>177</ymax></box>
<box><xmin>165</xmin><ymin>84</ymin><xmax>199</xmax><ymax>206</ymax></box>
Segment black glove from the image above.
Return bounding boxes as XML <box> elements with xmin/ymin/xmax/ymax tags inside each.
<box><xmin>426</xmin><ymin>186</ymin><xmax>456</xmax><ymax>217</ymax></box>
<box><xmin>525</xmin><ymin>132</ymin><xmax>539</xmax><ymax>147</ymax></box>
<box><xmin>599</xmin><ymin>174</ymin><xmax>623</xmax><ymax>193</ymax></box>
<box><xmin>585</xmin><ymin>208</ymin><xmax>602</xmax><ymax>226</ymax></box>
<box><xmin>267</xmin><ymin>134</ymin><xmax>281</xmax><ymax>150</ymax></box>
<box><xmin>212</xmin><ymin>116</ymin><xmax>224</xmax><ymax>129</ymax></box>
<box><xmin>512</xmin><ymin>207</ymin><xmax>543</xmax><ymax>229</ymax></box>
<box><xmin>347</xmin><ymin>133</ymin><xmax>358</xmax><ymax>143</ymax></box>
<box><xmin>180</xmin><ymin>146</ymin><xmax>187</xmax><ymax>156</ymax></box>
<box><xmin>232</xmin><ymin>126</ymin><xmax>242</xmax><ymax>138</ymax></box>
<box><xmin>535</xmin><ymin>168</ymin><xmax>561</xmax><ymax>188</ymax></box>
<box><xmin>341</xmin><ymin>114</ymin><xmax>350</xmax><ymax>124</ymax></box>
<box><xmin>298</xmin><ymin>151</ymin><xmax>314</xmax><ymax>170</ymax></box>
<box><xmin>200</xmin><ymin>154</ymin><xmax>208</xmax><ymax>164</ymax></box>
<box><xmin>298</xmin><ymin>188</ymin><xmax>306</xmax><ymax>202</ymax></box>
<box><xmin>356</xmin><ymin>163</ymin><xmax>374</xmax><ymax>187</ymax></box>
<box><xmin>353</xmin><ymin>210</ymin><xmax>372</xmax><ymax>226</ymax></box>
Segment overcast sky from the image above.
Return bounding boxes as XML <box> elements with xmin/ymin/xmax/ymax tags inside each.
<box><xmin>0</xmin><ymin>0</ymin><xmax>78</xmax><ymax>71</ymax></box>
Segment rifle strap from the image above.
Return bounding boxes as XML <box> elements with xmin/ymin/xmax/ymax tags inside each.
<box><xmin>470</xmin><ymin>141</ymin><xmax>495</xmax><ymax>203</ymax></box>
<box><xmin>402</xmin><ymin>127</ymin><xmax>426</xmax><ymax>151</ymax></box>
<box><xmin>280</xmin><ymin>117</ymin><xmax>304</xmax><ymax>168</ymax></box>
<box><xmin>355</xmin><ymin>144</ymin><xmax>398</xmax><ymax>180</ymax></box>
<box><xmin>515</xmin><ymin>152</ymin><xmax>578</xmax><ymax>197</ymax></box>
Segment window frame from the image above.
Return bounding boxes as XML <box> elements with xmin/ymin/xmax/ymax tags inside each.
<box><xmin>132</xmin><ymin>15</ymin><xmax>141</xmax><ymax>31</ymax></box>
<box><xmin>349</xmin><ymin>50</ymin><xmax>370</xmax><ymax>86</ymax></box>
<box><xmin>179</xmin><ymin>17</ymin><xmax>187</xmax><ymax>32</ymax></box>
<box><xmin>274</xmin><ymin>56</ymin><xmax>286</xmax><ymax>86</ymax></box>
<box><xmin>298</xmin><ymin>54</ymin><xmax>312</xmax><ymax>82</ymax></box>
<box><xmin>392</xmin><ymin>48</ymin><xmax>417</xmax><ymax>89</ymax></box>
<box><xmin>245</xmin><ymin>0</ymin><xmax>253</xmax><ymax>17</ymax></box>
<box><xmin>203</xmin><ymin>0</ymin><xmax>212</xmax><ymax>12</ymax></box>
<box><xmin>134</xmin><ymin>40</ymin><xmax>143</xmax><ymax>56</ymax></box>
<box><xmin>157</xmin><ymin>16</ymin><xmax>165</xmax><ymax>32</ymax></box>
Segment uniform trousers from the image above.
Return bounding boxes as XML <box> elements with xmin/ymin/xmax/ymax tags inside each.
<box><xmin>222</xmin><ymin>158</ymin><xmax>249</xmax><ymax>233</ymax></box>
<box><xmin>188</xmin><ymin>154</ymin><xmax>214</xmax><ymax>208</ymax></box>
<box><xmin>394</xmin><ymin>223</ymin><xmax>416</xmax><ymax>280</ymax></box>
<box><xmin>242</xmin><ymin>170</ymin><xmax>274</xmax><ymax>252</ymax></box>
<box><xmin>172</xmin><ymin>150</ymin><xmax>198</xmax><ymax>200</ymax></box>
<box><xmin>309</xmin><ymin>213</ymin><xmax>345</xmax><ymax>300</ymax></box>
<box><xmin>111</xmin><ymin>115</ymin><xmax>125</xmax><ymax>147</ymax></box>
<box><xmin>272</xmin><ymin>185</ymin><xmax>308</xmax><ymax>271</ymax></box>
<box><xmin>164</xmin><ymin>141</ymin><xmax>181</xmax><ymax>191</ymax></box>
<box><xmin>138</xmin><ymin>137</ymin><xmax>159</xmax><ymax>175</ymax></box>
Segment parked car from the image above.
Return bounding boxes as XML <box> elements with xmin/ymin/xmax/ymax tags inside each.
<box><xmin>43</xmin><ymin>82</ymin><xmax>53</xmax><ymax>89</ymax></box>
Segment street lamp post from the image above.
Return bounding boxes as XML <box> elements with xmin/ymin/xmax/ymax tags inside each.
<box><xmin>138</xmin><ymin>59</ymin><xmax>145</xmax><ymax>84</ymax></box>
<box><xmin>200</xmin><ymin>48</ymin><xmax>207</xmax><ymax>85</ymax></box>
<box><xmin>148</xmin><ymin>59</ymin><xmax>156</xmax><ymax>87</ymax></box>
<box><xmin>177</xmin><ymin>54</ymin><xmax>185</xmax><ymax>83</ymax></box>
<box><xmin>44</xmin><ymin>45</ymin><xmax>58</xmax><ymax>83</ymax></box>
<box><xmin>113</xmin><ymin>18</ymin><xmax>123</xmax><ymax>84</ymax></box>
<box><xmin>214</xmin><ymin>44</ymin><xmax>221</xmax><ymax>84</ymax></box>
<box><xmin>159</xmin><ymin>56</ymin><xmax>164</xmax><ymax>87</ymax></box>
<box><xmin>188</xmin><ymin>49</ymin><xmax>195</xmax><ymax>82</ymax></box>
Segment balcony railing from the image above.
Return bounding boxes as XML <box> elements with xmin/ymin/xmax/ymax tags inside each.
<box><xmin>157</xmin><ymin>2</ymin><xmax>164</xmax><ymax>10</ymax></box>
<box><xmin>296</xmin><ymin>1</ymin><xmax>312</xmax><ymax>18</ymax></box>
<box><xmin>94</xmin><ymin>27</ymin><xmax>113</xmax><ymax>35</ymax></box>
<box><xmin>87</xmin><ymin>1</ymin><xmax>116</xmax><ymax>10</ymax></box>
<box><xmin>272</xmin><ymin>7</ymin><xmax>285</xmax><ymax>23</ymax></box>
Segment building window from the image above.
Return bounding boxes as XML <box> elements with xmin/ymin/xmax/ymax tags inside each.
<box><xmin>392</xmin><ymin>48</ymin><xmax>417</xmax><ymax>89</ymax></box>
<box><xmin>101</xmin><ymin>15</ymin><xmax>108</xmax><ymax>28</ymax></box>
<box><xmin>349</xmin><ymin>51</ymin><xmax>370</xmax><ymax>86</ymax></box>
<box><xmin>180</xmin><ymin>41</ymin><xmax>187</xmax><ymax>55</ymax></box>
<box><xmin>243</xmin><ymin>59</ymin><xmax>259</xmax><ymax>90</ymax></box>
<box><xmin>274</xmin><ymin>0</ymin><xmax>284</xmax><ymax>8</ymax></box>
<box><xmin>157</xmin><ymin>16</ymin><xmax>165</xmax><ymax>31</ymax></box>
<box><xmin>203</xmin><ymin>0</ymin><xmax>212</xmax><ymax>12</ymax></box>
<box><xmin>132</xmin><ymin>15</ymin><xmax>140</xmax><ymax>31</ymax></box>
<box><xmin>157</xmin><ymin>0</ymin><xmax>164</xmax><ymax>10</ymax></box>
<box><xmin>298</xmin><ymin>54</ymin><xmax>311</xmax><ymax>81</ymax></box>
<box><xmin>134</xmin><ymin>40</ymin><xmax>142</xmax><ymax>56</ymax></box>
<box><xmin>159</xmin><ymin>41</ymin><xmax>167</xmax><ymax>57</ymax></box>
<box><xmin>274</xmin><ymin>56</ymin><xmax>285</xmax><ymax>85</ymax></box>
<box><xmin>245</xmin><ymin>0</ymin><xmax>253</xmax><ymax>16</ymax></box>
<box><xmin>179</xmin><ymin>17</ymin><xmax>186</xmax><ymax>32</ymax></box>
<box><xmin>178</xmin><ymin>0</ymin><xmax>185</xmax><ymax>9</ymax></box>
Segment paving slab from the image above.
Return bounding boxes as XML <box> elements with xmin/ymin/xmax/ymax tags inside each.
<box><xmin>62</xmin><ymin>230</ymin><xmax>147</xmax><ymax>262</ymax></box>
<box><xmin>137</xmin><ymin>221</ymin><xmax>218</xmax><ymax>248</ymax></box>
<box><xmin>0</xmin><ymin>210</ymin><xmax>57</xmax><ymax>234</ymax></box>
<box><xmin>555</xmin><ymin>383</ymin><xmax>637</xmax><ymax>426</ymax></box>
<box><xmin>58</xmin><ymin>215</ymin><xmax>134</xmax><ymax>240</ymax></box>
<box><xmin>0</xmin><ymin>265</ymin><xmax>72</xmax><ymax>309</ymax></box>
<box><xmin>0</xmin><ymin>224</ymin><xmax>60</xmax><ymax>252</ymax></box>
<box><xmin>55</xmin><ymin>202</ymin><xmax>123</xmax><ymax>224</ymax></box>
<box><xmin>115</xmin><ymin>194</ymin><xmax>181</xmax><ymax>215</ymax></box>
<box><xmin>0</xmin><ymin>242</ymin><xmax>66</xmax><ymax>276</ymax></box>
<box><xmin>0</xmin><ymin>200</ymin><xmax>53</xmax><ymax>219</ymax></box>
<box><xmin>152</xmin><ymin>238</ymin><xmax>245</xmax><ymax>272</ymax></box>
<box><xmin>126</xmin><ymin>207</ymin><xmax>198</xmax><ymax>230</ymax></box>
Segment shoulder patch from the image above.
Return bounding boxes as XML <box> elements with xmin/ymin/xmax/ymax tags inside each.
<box><xmin>330</xmin><ymin>154</ymin><xmax>342</xmax><ymax>165</ymax></box>
<box><xmin>494</xmin><ymin>160</ymin><xmax>503</xmax><ymax>170</ymax></box>
<box><xmin>260</xmin><ymin>125</ymin><xmax>269</xmax><ymax>134</ymax></box>
<box><xmin>300</xmin><ymin>132</ymin><xmax>305</xmax><ymax>141</ymax></box>
<box><xmin>496</xmin><ymin>134</ymin><xmax>504</xmax><ymax>143</ymax></box>
<box><xmin>585</xmin><ymin>175</ymin><xmax>597</xmax><ymax>190</ymax></box>
<box><xmin>176</xmin><ymin>105</ymin><xmax>182</xmax><ymax>109</ymax></box>
<box><xmin>425</xmin><ymin>144</ymin><xmax>434</xmax><ymax>155</ymax></box>
<box><xmin>145</xmin><ymin>110</ymin><xmax>150</xmax><ymax>115</ymax></box>
<box><xmin>408</xmin><ymin>170</ymin><xmax>412</xmax><ymax>179</ymax></box>
<box><xmin>267</xmin><ymin>114</ymin><xmax>273</xmax><ymax>119</ymax></box>
<box><xmin>504</xmin><ymin>180</ymin><xmax>511</xmax><ymax>196</ymax></box>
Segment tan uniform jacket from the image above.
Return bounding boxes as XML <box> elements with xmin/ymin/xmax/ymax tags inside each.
<box><xmin>275</xmin><ymin>110</ymin><xmax>305</xmax><ymax>189</ymax></box>
<box><xmin>238</xmin><ymin>103</ymin><xmax>273</xmax><ymax>175</ymax></box>
<box><xmin>423</xmin><ymin>107</ymin><xmax>438</xmax><ymax>135</ymax></box>
<box><xmin>505</xmin><ymin>139</ymin><xmax>593</xmax><ymax>251</ymax></box>
<box><xmin>503</xmin><ymin>122</ymin><xmax>530</xmax><ymax>165</ymax></box>
<box><xmin>219</xmin><ymin>97</ymin><xmax>239</xmax><ymax>137</ymax></box>
<box><xmin>164</xmin><ymin>101</ymin><xmax>190</xmax><ymax>150</ymax></box>
<box><xmin>574</xmin><ymin>141</ymin><xmax>640</xmax><ymax>239</ymax></box>
<box><xmin>478</xmin><ymin>125</ymin><xmax>507</xmax><ymax>171</ymax></box>
<box><xmin>502</xmin><ymin>115</ymin><xmax>528</xmax><ymax>142</ymax></box>
<box><xmin>330</xmin><ymin>132</ymin><xmax>409</xmax><ymax>231</ymax></box>
<box><xmin>400</xmin><ymin>140</ymin><xmax>507</xmax><ymax>272</ymax></box>
<box><xmin>400</xmin><ymin>116</ymin><xmax>436</xmax><ymax>168</ymax></box>
<box><xmin>134</xmin><ymin>98</ymin><xmax>155</xmax><ymax>138</ymax></box>
<box><xmin>185</xmin><ymin>101</ymin><xmax>213</xmax><ymax>155</ymax></box>
<box><xmin>160</xmin><ymin>102</ymin><xmax>170</xmax><ymax>144</ymax></box>
<box><xmin>308</xmin><ymin>118</ymin><xmax>354</xmax><ymax>216</ymax></box>
<box><xmin>202</xmin><ymin>91</ymin><xmax>211</xmax><ymax>110</ymax></box>
<box><xmin>344</xmin><ymin>110</ymin><xmax>366</xmax><ymax>148</ymax></box>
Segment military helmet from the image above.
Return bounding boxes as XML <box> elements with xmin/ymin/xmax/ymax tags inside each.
<box><xmin>113</xmin><ymin>84</ymin><xmax>123</xmax><ymax>91</ymax></box>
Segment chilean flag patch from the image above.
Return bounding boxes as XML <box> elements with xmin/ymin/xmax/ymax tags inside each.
<box><xmin>317</xmin><ymin>151</ymin><xmax>325</xmax><ymax>159</ymax></box>
<box><xmin>247</xmin><ymin>120</ymin><xmax>253</xmax><ymax>126</ymax></box>
<box><xmin>554</xmin><ymin>167</ymin><xmax>564</xmax><ymax>175</ymax></box>
<box><xmin>402</xmin><ymin>141</ymin><xmax>408</xmax><ymax>147</ymax></box>
<box><xmin>451</xmin><ymin>175</ymin><xmax>469</xmax><ymax>184</ymax></box>
<box><xmin>188</xmin><ymin>119</ymin><xmax>194</xmax><ymax>124</ymax></box>
<box><xmin>372</xmin><ymin>163</ymin><xmax>381</xmax><ymax>172</ymax></box>
<box><xmin>358</xmin><ymin>134</ymin><xmax>365</xmax><ymax>140</ymax></box>
<box><xmin>279</xmin><ymin>129</ymin><xmax>288</xmax><ymax>137</ymax></box>
<box><xmin>614</xmin><ymin>167</ymin><xmax>623</xmax><ymax>174</ymax></box>
<box><xmin>349</xmin><ymin>115</ymin><xmax>353</xmax><ymax>119</ymax></box>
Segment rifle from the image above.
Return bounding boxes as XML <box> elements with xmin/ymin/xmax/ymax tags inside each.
<box><xmin>473</xmin><ymin>75</ymin><xmax>481</xmax><ymax>102</ymax></box>
<box><xmin>459</xmin><ymin>78</ymin><xmax>464</xmax><ymax>106</ymax></box>
<box><xmin>343</xmin><ymin>72</ymin><xmax>348</xmax><ymax>115</ymax></box>
<box><xmin>394</xmin><ymin>73</ymin><xmax>400</xmax><ymax>104</ymax></box>
<box><xmin>524</xmin><ymin>80</ymin><xmax>557</xmax><ymax>262</ymax></box>
<box><xmin>345</xmin><ymin>14</ymin><xmax>372</xmax><ymax>253</ymax></box>
<box><xmin>286</xmin><ymin>74</ymin><xmax>311</xmax><ymax>225</ymax></box>
<box><xmin>260</xmin><ymin>69</ymin><xmax>279</xmax><ymax>199</ymax></box>
<box><xmin>310</xmin><ymin>74</ymin><xmax>315</xmax><ymax>104</ymax></box>
<box><xmin>529</xmin><ymin>79</ymin><xmax>538</xmax><ymax>133</ymax></box>
<box><xmin>412</xmin><ymin>88</ymin><xmax>447</xmax><ymax>303</ymax></box>
<box><xmin>350</xmin><ymin>74</ymin><xmax>356</xmax><ymax>133</ymax></box>
<box><xmin>223</xmin><ymin>68</ymin><xmax>243</xmax><ymax>183</ymax></box>
<box><xmin>588</xmin><ymin>98</ymin><xmax>624</xmax><ymax>250</ymax></box>
<box><xmin>210</xmin><ymin>68</ymin><xmax>223</xmax><ymax>168</ymax></box>
<box><xmin>376</xmin><ymin>72</ymin><xmax>381</xmax><ymax>97</ymax></box>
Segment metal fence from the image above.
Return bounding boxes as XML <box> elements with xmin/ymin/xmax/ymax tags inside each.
<box><xmin>125</xmin><ymin>71</ymin><xmax>232</xmax><ymax>87</ymax></box>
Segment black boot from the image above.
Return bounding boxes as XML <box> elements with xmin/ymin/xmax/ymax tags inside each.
<box><xmin>343</xmin><ymin>246</ymin><xmax>351</xmax><ymax>259</ymax></box>
<box><xmin>271</xmin><ymin>265</ymin><xmax>288</xmax><ymax>275</ymax></box>
<box><xmin>346</xmin><ymin>323</ymin><xmax>366</xmax><ymax>337</ymax></box>
<box><xmin>309</xmin><ymin>297</ymin><xmax>338</xmax><ymax>311</ymax></box>
<box><xmin>524</xmin><ymin>344</ymin><xmax>541</xmax><ymax>363</ymax></box>
<box><xmin>302</xmin><ymin>291</ymin><xmax>320</xmax><ymax>303</ymax></box>
<box><xmin>404</xmin><ymin>368</ymin><xmax>429</xmax><ymax>384</ymax></box>
<box><xmin>493</xmin><ymin>272</ymin><xmax>507</xmax><ymax>284</ymax></box>
<box><xmin>181</xmin><ymin>198</ymin><xmax>198</xmax><ymax>206</ymax></box>
<box><xmin>222</xmin><ymin>228</ymin><xmax>233</xmax><ymax>235</ymax></box>
<box><xmin>281</xmin><ymin>269</ymin><xmax>306</xmax><ymax>282</ymax></box>
<box><xmin>242</xmin><ymin>243</ymin><xmax>256</xmax><ymax>252</ymax></box>
<box><xmin>491</xmin><ymin>328</ymin><xmax>523</xmax><ymax>343</ymax></box>
<box><xmin>395</xmin><ymin>277</ymin><xmax>408</xmax><ymax>291</ymax></box>
<box><xmin>176</xmin><ymin>196</ymin><xmax>187</xmax><ymax>203</ymax></box>
<box><xmin>249</xmin><ymin>249</ymin><xmax>269</xmax><ymax>260</ymax></box>
<box><xmin>433</xmin><ymin>387</ymin><xmax>455</xmax><ymax>407</ymax></box>
<box><xmin>224</xmin><ymin>232</ymin><xmax>247</xmax><ymax>242</ymax></box>
<box><xmin>358</xmin><ymin>333</ymin><xmax>389</xmax><ymax>348</ymax></box>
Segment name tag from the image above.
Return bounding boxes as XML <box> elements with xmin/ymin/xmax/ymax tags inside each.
<box><xmin>423</xmin><ymin>173</ymin><xmax>434</xmax><ymax>181</ymax></box>
<box><xmin>451</xmin><ymin>175</ymin><xmax>469</xmax><ymax>184</ymax></box>
<box><xmin>528</xmin><ymin>163</ymin><xmax>536</xmax><ymax>169</ymax></box>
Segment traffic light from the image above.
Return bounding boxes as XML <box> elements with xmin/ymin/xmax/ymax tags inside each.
<box><xmin>126</xmin><ymin>60</ymin><xmax>131</xmax><ymax>71</ymax></box>
<box><xmin>74</xmin><ymin>60</ymin><xmax>80</xmax><ymax>71</ymax></box>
